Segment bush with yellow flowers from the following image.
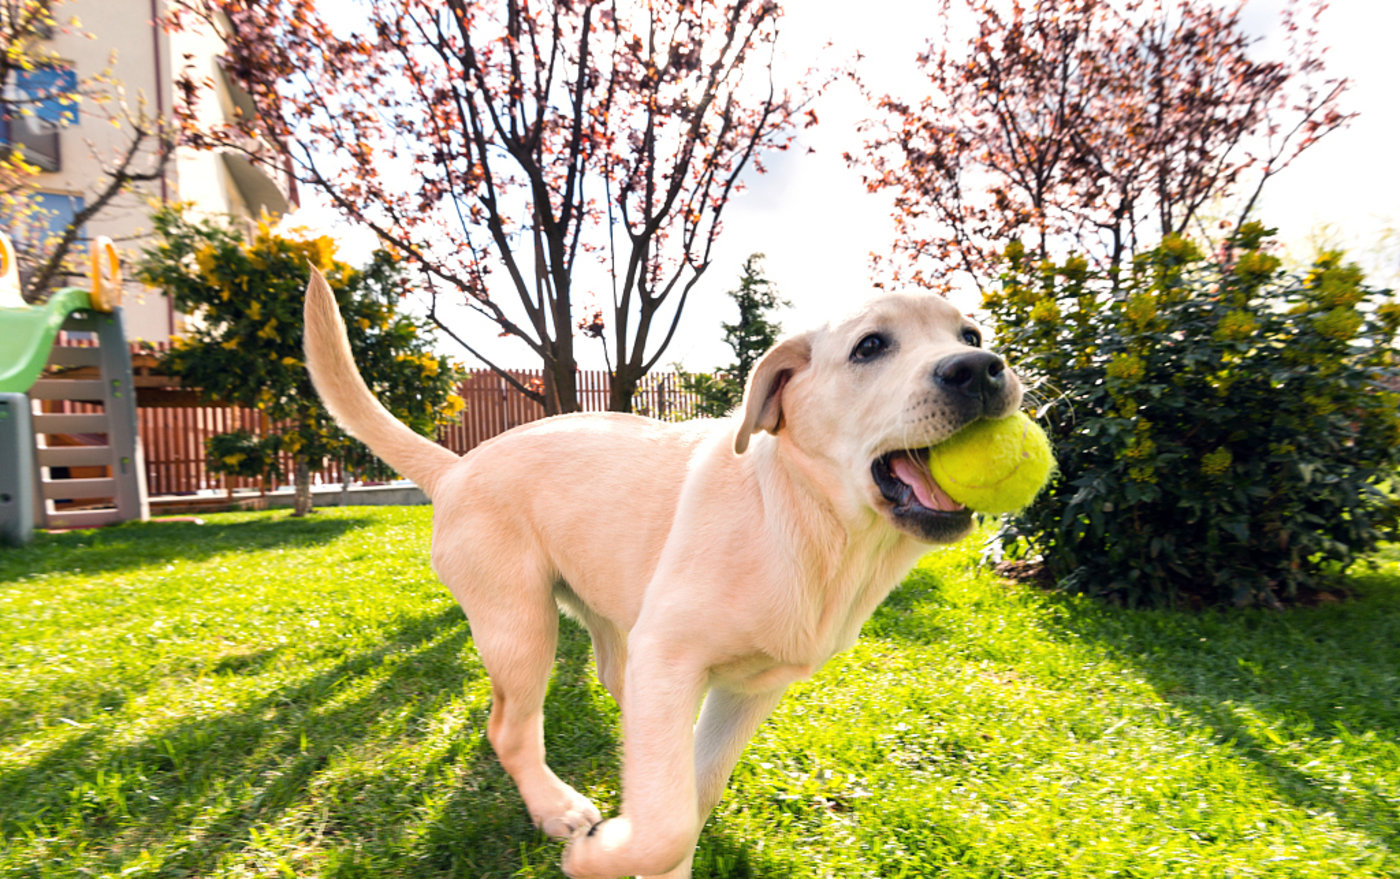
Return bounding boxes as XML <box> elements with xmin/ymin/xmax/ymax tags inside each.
<box><xmin>203</xmin><ymin>430</ymin><xmax>283</xmax><ymax>483</ymax></box>
<box><xmin>984</xmin><ymin>222</ymin><xmax>1400</xmax><ymax>607</ymax></box>
<box><xmin>138</xmin><ymin>205</ymin><xmax>465</xmax><ymax>514</ymax></box>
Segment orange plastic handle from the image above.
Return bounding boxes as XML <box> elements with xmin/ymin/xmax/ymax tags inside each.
<box><xmin>89</xmin><ymin>237</ymin><xmax>122</xmax><ymax>312</ymax></box>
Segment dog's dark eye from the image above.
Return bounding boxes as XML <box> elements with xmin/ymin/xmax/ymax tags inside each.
<box><xmin>961</xmin><ymin>328</ymin><xmax>982</xmax><ymax>347</ymax></box>
<box><xmin>851</xmin><ymin>333</ymin><xmax>890</xmax><ymax>362</ymax></box>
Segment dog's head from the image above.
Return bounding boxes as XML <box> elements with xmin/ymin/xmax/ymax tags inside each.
<box><xmin>734</xmin><ymin>293</ymin><xmax>1023</xmax><ymax>544</ymax></box>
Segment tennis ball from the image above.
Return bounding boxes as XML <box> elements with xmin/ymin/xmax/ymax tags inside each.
<box><xmin>928</xmin><ymin>412</ymin><xmax>1054</xmax><ymax>515</ymax></box>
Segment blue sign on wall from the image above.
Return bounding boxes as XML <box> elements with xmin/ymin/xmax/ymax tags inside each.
<box><xmin>16</xmin><ymin>66</ymin><xmax>79</xmax><ymax>126</ymax></box>
<box><xmin>34</xmin><ymin>191</ymin><xmax>85</xmax><ymax>238</ymax></box>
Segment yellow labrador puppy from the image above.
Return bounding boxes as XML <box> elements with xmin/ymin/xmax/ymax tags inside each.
<box><xmin>303</xmin><ymin>269</ymin><xmax>1022</xmax><ymax>879</ymax></box>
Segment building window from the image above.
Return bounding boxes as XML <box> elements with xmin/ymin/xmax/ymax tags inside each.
<box><xmin>2</xmin><ymin>64</ymin><xmax>78</xmax><ymax>171</ymax></box>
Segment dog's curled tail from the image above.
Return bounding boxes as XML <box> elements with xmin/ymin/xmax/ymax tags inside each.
<box><xmin>303</xmin><ymin>266</ymin><xmax>458</xmax><ymax>500</ymax></box>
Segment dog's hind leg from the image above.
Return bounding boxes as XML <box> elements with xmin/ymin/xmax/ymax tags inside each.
<box><xmin>585</xmin><ymin>617</ymin><xmax>629</xmax><ymax>712</ymax></box>
<box><xmin>439</xmin><ymin>558</ymin><xmax>602</xmax><ymax>839</ymax></box>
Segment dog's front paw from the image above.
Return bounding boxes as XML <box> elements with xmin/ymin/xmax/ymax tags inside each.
<box><xmin>539</xmin><ymin>799</ymin><xmax>603</xmax><ymax>839</ymax></box>
<box><xmin>562</xmin><ymin>816</ymin><xmax>633</xmax><ymax>879</ymax></box>
<box><xmin>529</xmin><ymin>787</ymin><xmax>603</xmax><ymax>839</ymax></box>
<box><xmin>562</xmin><ymin>816</ymin><xmax>694</xmax><ymax>879</ymax></box>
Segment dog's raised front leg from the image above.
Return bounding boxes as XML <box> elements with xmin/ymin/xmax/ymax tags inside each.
<box><xmin>635</xmin><ymin>686</ymin><xmax>788</xmax><ymax>879</ymax></box>
<box><xmin>562</xmin><ymin>634</ymin><xmax>707</xmax><ymax>879</ymax></box>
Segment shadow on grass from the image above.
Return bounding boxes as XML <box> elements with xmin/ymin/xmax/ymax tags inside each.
<box><xmin>693</xmin><ymin>824</ymin><xmax>805</xmax><ymax>878</ymax></box>
<box><xmin>0</xmin><ymin>603</ymin><xmax>476</xmax><ymax>876</ymax></box>
<box><xmin>1041</xmin><ymin>566</ymin><xmax>1400</xmax><ymax>854</ymax></box>
<box><xmin>0</xmin><ymin>513</ymin><xmax>376</xmax><ymax>583</ymax></box>
<box><xmin>1</xmin><ymin>596</ymin><xmax>630</xmax><ymax>878</ymax></box>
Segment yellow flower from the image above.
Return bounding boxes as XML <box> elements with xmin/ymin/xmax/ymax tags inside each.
<box><xmin>195</xmin><ymin>243</ymin><xmax>219</xmax><ymax>277</ymax></box>
<box><xmin>1029</xmin><ymin>299</ymin><xmax>1061</xmax><ymax>324</ymax></box>
<box><xmin>1106</xmin><ymin>352</ymin><xmax>1145</xmax><ymax>383</ymax></box>
<box><xmin>1315</xmin><ymin>275</ymin><xmax>1365</xmax><ymax>308</ymax></box>
<box><xmin>221</xmin><ymin>338</ymin><xmax>239</xmax><ymax>350</ymax></box>
<box><xmin>1124</xmin><ymin>434</ymin><xmax>1156</xmax><ymax>461</ymax></box>
<box><xmin>298</xmin><ymin>235</ymin><xmax>339</xmax><ymax>271</ymax></box>
<box><xmin>1159</xmin><ymin>234</ymin><xmax>1201</xmax><ymax>262</ymax></box>
<box><xmin>1200</xmin><ymin>447</ymin><xmax>1233</xmax><ymax>477</ymax></box>
<box><xmin>222</xmin><ymin>452</ymin><xmax>246</xmax><ymax>466</ymax></box>
<box><xmin>1376</xmin><ymin>301</ymin><xmax>1400</xmax><ymax>333</ymax></box>
<box><xmin>248</xmin><ymin>300</ymin><xmax>262</xmax><ymax>321</ymax></box>
<box><xmin>437</xmin><ymin>393</ymin><xmax>467</xmax><ymax>425</ymax></box>
<box><xmin>1214</xmin><ymin>310</ymin><xmax>1257</xmax><ymax>342</ymax></box>
<box><xmin>1123</xmin><ymin>294</ymin><xmax>1158</xmax><ymax>329</ymax></box>
<box><xmin>257</xmin><ymin>318</ymin><xmax>279</xmax><ymax>340</ymax></box>
<box><xmin>281</xmin><ymin>356</ymin><xmax>300</xmax><ymax>367</ymax></box>
<box><xmin>1060</xmin><ymin>255</ymin><xmax>1089</xmax><ymax>282</ymax></box>
<box><xmin>1232</xmin><ymin>250</ymin><xmax>1280</xmax><ymax>280</ymax></box>
<box><xmin>1129</xmin><ymin>465</ymin><xmax>1157</xmax><ymax>483</ymax></box>
<box><xmin>1312</xmin><ymin>307</ymin><xmax>1362</xmax><ymax>341</ymax></box>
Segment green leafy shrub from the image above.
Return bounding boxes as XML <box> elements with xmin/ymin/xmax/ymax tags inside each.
<box><xmin>984</xmin><ymin>223</ymin><xmax>1400</xmax><ymax>607</ymax></box>
<box><xmin>204</xmin><ymin>430</ymin><xmax>282</xmax><ymax>483</ymax></box>
<box><xmin>138</xmin><ymin>206</ymin><xmax>466</xmax><ymax>514</ymax></box>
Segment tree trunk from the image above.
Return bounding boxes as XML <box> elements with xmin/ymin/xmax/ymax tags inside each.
<box><xmin>608</xmin><ymin>362</ymin><xmax>641</xmax><ymax>413</ymax></box>
<box><xmin>543</xmin><ymin>351</ymin><xmax>582</xmax><ymax>415</ymax></box>
<box><xmin>292</xmin><ymin>455</ymin><xmax>314</xmax><ymax>517</ymax></box>
<box><xmin>339</xmin><ymin>459</ymin><xmax>352</xmax><ymax>509</ymax></box>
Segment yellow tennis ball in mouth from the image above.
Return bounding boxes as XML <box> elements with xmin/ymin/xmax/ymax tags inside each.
<box><xmin>927</xmin><ymin>412</ymin><xmax>1055</xmax><ymax>515</ymax></box>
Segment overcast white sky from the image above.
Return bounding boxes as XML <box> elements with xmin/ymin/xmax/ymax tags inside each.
<box><xmin>291</xmin><ymin>0</ymin><xmax>1400</xmax><ymax>372</ymax></box>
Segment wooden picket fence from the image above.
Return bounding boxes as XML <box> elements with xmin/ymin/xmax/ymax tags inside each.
<box><xmin>103</xmin><ymin>344</ymin><xmax>707</xmax><ymax>496</ymax></box>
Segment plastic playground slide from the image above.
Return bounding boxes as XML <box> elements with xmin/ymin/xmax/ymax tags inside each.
<box><xmin>0</xmin><ymin>286</ymin><xmax>99</xmax><ymax>393</ymax></box>
<box><xmin>0</xmin><ymin>237</ymin><xmax>119</xmax><ymax>394</ymax></box>
<box><xmin>0</xmin><ymin>236</ymin><xmax>140</xmax><ymax>545</ymax></box>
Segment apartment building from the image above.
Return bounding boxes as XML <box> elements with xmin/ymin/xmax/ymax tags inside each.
<box><xmin>8</xmin><ymin>0</ymin><xmax>295</xmax><ymax>341</ymax></box>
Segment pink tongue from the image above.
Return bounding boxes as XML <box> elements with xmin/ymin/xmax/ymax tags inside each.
<box><xmin>890</xmin><ymin>456</ymin><xmax>965</xmax><ymax>512</ymax></box>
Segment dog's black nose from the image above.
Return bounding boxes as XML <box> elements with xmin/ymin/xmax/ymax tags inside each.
<box><xmin>934</xmin><ymin>350</ymin><xmax>1007</xmax><ymax>399</ymax></box>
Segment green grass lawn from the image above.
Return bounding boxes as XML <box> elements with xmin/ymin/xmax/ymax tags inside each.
<box><xmin>1</xmin><ymin>507</ymin><xmax>1396</xmax><ymax>878</ymax></box>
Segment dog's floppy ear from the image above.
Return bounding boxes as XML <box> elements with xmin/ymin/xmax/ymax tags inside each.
<box><xmin>734</xmin><ymin>332</ymin><xmax>813</xmax><ymax>455</ymax></box>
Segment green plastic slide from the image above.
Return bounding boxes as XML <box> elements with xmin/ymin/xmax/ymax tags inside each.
<box><xmin>0</xmin><ymin>286</ymin><xmax>96</xmax><ymax>393</ymax></box>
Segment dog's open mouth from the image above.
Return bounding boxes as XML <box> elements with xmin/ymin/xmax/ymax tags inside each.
<box><xmin>872</xmin><ymin>450</ymin><xmax>973</xmax><ymax>542</ymax></box>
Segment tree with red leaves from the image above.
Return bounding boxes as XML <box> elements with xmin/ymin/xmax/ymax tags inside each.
<box><xmin>170</xmin><ymin>0</ymin><xmax>807</xmax><ymax>413</ymax></box>
<box><xmin>854</xmin><ymin>0</ymin><xmax>1352</xmax><ymax>295</ymax></box>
